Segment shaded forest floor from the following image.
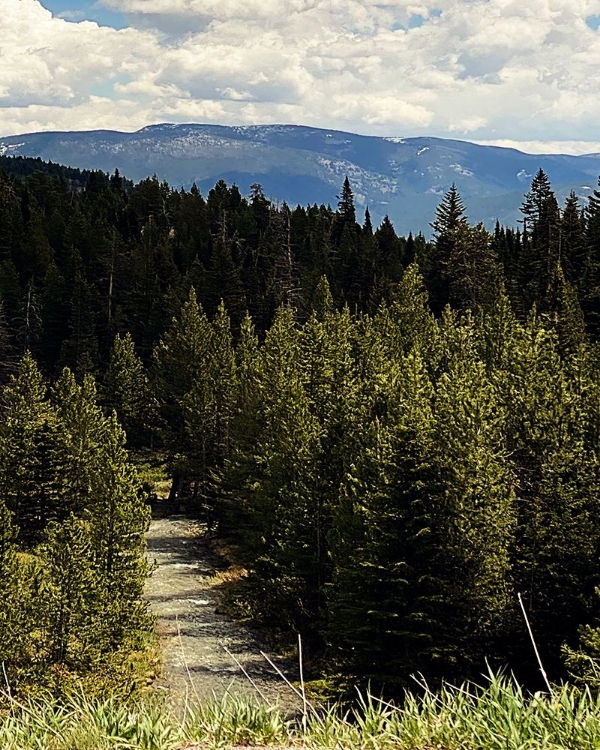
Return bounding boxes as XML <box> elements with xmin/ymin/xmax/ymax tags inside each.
<box><xmin>144</xmin><ymin>513</ymin><xmax>301</xmax><ymax>713</ymax></box>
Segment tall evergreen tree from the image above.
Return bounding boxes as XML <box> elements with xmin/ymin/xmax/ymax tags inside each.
<box><xmin>520</xmin><ymin>169</ymin><xmax>560</xmax><ymax>306</ymax></box>
<box><xmin>0</xmin><ymin>353</ymin><xmax>52</xmax><ymax>544</ymax></box>
<box><xmin>104</xmin><ymin>332</ymin><xmax>155</xmax><ymax>446</ymax></box>
<box><xmin>428</xmin><ymin>184</ymin><xmax>468</xmax><ymax>314</ymax></box>
<box><xmin>152</xmin><ymin>288</ymin><xmax>212</xmax><ymax>502</ymax></box>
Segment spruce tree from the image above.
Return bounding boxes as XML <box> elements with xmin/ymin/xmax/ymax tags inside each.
<box><xmin>0</xmin><ymin>353</ymin><xmax>52</xmax><ymax>544</ymax></box>
<box><xmin>444</xmin><ymin>222</ymin><xmax>501</xmax><ymax>313</ymax></box>
<box><xmin>520</xmin><ymin>169</ymin><xmax>560</xmax><ymax>306</ymax></box>
<box><xmin>328</xmin><ymin>351</ymin><xmax>436</xmax><ymax>685</ymax></box>
<box><xmin>152</xmin><ymin>288</ymin><xmax>212</xmax><ymax>502</ymax></box>
<box><xmin>561</xmin><ymin>191</ymin><xmax>586</xmax><ymax>287</ymax></box>
<box><xmin>184</xmin><ymin>302</ymin><xmax>237</xmax><ymax>517</ymax></box>
<box><xmin>104</xmin><ymin>332</ymin><xmax>155</xmax><ymax>447</ymax></box>
<box><xmin>428</xmin><ymin>184</ymin><xmax>468</xmax><ymax>314</ymax></box>
<box><xmin>50</xmin><ymin>369</ymin><xmax>107</xmax><ymax>519</ymax></box>
<box><xmin>85</xmin><ymin>412</ymin><xmax>151</xmax><ymax>649</ymax></box>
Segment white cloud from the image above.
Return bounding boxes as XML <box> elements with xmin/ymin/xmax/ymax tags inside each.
<box><xmin>2</xmin><ymin>0</ymin><xmax>600</xmax><ymax>153</ymax></box>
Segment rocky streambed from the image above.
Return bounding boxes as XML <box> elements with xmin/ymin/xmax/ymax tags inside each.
<box><xmin>145</xmin><ymin>516</ymin><xmax>300</xmax><ymax>711</ymax></box>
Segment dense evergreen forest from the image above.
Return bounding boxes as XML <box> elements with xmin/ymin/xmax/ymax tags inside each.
<box><xmin>2</xmin><ymin>152</ymin><xmax>600</xmax><ymax>696</ymax></box>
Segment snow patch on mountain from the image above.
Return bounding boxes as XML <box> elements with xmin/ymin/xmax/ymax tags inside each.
<box><xmin>315</xmin><ymin>156</ymin><xmax>399</xmax><ymax>195</ymax></box>
<box><xmin>450</xmin><ymin>163</ymin><xmax>474</xmax><ymax>177</ymax></box>
<box><xmin>0</xmin><ymin>142</ymin><xmax>24</xmax><ymax>156</ymax></box>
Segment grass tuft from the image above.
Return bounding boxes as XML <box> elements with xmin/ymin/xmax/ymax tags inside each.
<box><xmin>1</xmin><ymin>672</ymin><xmax>600</xmax><ymax>748</ymax></box>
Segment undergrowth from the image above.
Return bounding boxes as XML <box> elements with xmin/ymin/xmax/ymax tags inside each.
<box><xmin>2</xmin><ymin>672</ymin><xmax>600</xmax><ymax>749</ymax></box>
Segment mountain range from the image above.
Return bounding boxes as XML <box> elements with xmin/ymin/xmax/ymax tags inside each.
<box><xmin>2</xmin><ymin>123</ymin><xmax>600</xmax><ymax>234</ymax></box>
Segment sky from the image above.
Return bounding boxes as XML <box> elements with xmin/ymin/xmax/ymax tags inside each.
<box><xmin>2</xmin><ymin>0</ymin><xmax>600</xmax><ymax>153</ymax></box>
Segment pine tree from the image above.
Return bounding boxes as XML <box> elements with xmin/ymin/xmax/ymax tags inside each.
<box><xmin>328</xmin><ymin>351</ymin><xmax>436</xmax><ymax>685</ymax></box>
<box><xmin>50</xmin><ymin>369</ymin><xmax>107</xmax><ymax>519</ymax></box>
<box><xmin>311</xmin><ymin>275</ymin><xmax>335</xmax><ymax>320</ymax></box>
<box><xmin>206</xmin><ymin>213</ymin><xmax>246</xmax><ymax>324</ymax></box>
<box><xmin>520</xmin><ymin>169</ymin><xmax>560</xmax><ymax>306</ymax></box>
<box><xmin>219</xmin><ymin>307</ymin><xmax>323</xmax><ymax>630</ymax></box>
<box><xmin>0</xmin><ymin>353</ymin><xmax>52</xmax><ymax>544</ymax></box>
<box><xmin>60</xmin><ymin>270</ymin><xmax>99</xmax><ymax>376</ymax></box>
<box><xmin>544</xmin><ymin>264</ymin><xmax>586</xmax><ymax>356</ymax></box>
<box><xmin>0</xmin><ymin>499</ymin><xmax>34</xmax><ymax>685</ymax></box>
<box><xmin>183</xmin><ymin>302</ymin><xmax>237</xmax><ymax>517</ymax></box>
<box><xmin>335</xmin><ymin>177</ymin><xmax>356</xmax><ymax>230</ymax></box>
<box><xmin>561</xmin><ymin>191</ymin><xmax>586</xmax><ymax>287</ymax></box>
<box><xmin>583</xmin><ymin>177</ymin><xmax>600</xmax><ymax>334</ymax></box>
<box><xmin>428</xmin><ymin>184</ymin><xmax>468</xmax><ymax>314</ymax></box>
<box><xmin>373</xmin><ymin>215</ymin><xmax>403</xmax><ymax>303</ymax></box>
<box><xmin>502</xmin><ymin>316</ymin><xmax>600</xmax><ymax>671</ymax></box>
<box><xmin>40</xmin><ymin>515</ymin><xmax>99</xmax><ymax>667</ymax></box>
<box><xmin>331</xmin><ymin>178</ymin><xmax>370</xmax><ymax>309</ymax></box>
<box><xmin>425</xmin><ymin>355</ymin><xmax>516</xmax><ymax>674</ymax></box>
<box><xmin>444</xmin><ymin>222</ymin><xmax>502</xmax><ymax>313</ymax></box>
<box><xmin>385</xmin><ymin>263</ymin><xmax>438</xmax><ymax>355</ymax></box>
<box><xmin>104</xmin><ymin>332</ymin><xmax>155</xmax><ymax>447</ymax></box>
<box><xmin>152</xmin><ymin>288</ymin><xmax>212</xmax><ymax>503</ymax></box>
<box><xmin>85</xmin><ymin>412</ymin><xmax>151</xmax><ymax>649</ymax></box>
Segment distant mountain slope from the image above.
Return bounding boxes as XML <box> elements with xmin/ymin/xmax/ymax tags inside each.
<box><xmin>2</xmin><ymin>123</ymin><xmax>600</xmax><ymax>233</ymax></box>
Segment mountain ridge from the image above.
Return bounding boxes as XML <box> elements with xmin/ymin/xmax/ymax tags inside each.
<box><xmin>2</xmin><ymin>123</ymin><xmax>600</xmax><ymax>233</ymax></box>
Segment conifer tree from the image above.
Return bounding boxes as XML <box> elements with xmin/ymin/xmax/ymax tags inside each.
<box><xmin>561</xmin><ymin>191</ymin><xmax>586</xmax><ymax>287</ymax></box>
<box><xmin>373</xmin><ymin>215</ymin><xmax>403</xmax><ymax>303</ymax></box>
<box><xmin>0</xmin><ymin>353</ymin><xmax>52</xmax><ymax>544</ymax></box>
<box><xmin>386</xmin><ymin>263</ymin><xmax>438</xmax><ymax>355</ymax></box>
<box><xmin>60</xmin><ymin>270</ymin><xmax>99</xmax><ymax>376</ymax></box>
<box><xmin>520</xmin><ymin>169</ymin><xmax>560</xmax><ymax>305</ymax></box>
<box><xmin>51</xmin><ymin>369</ymin><xmax>107</xmax><ymax>519</ymax></box>
<box><xmin>0</xmin><ymin>499</ymin><xmax>33</xmax><ymax>684</ymax></box>
<box><xmin>311</xmin><ymin>275</ymin><xmax>335</xmax><ymax>320</ymax></box>
<box><xmin>583</xmin><ymin>177</ymin><xmax>600</xmax><ymax>334</ymax></box>
<box><xmin>444</xmin><ymin>222</ymin><xmax>501</xmax><ymax>313</ymax></box>
<box><xmin>40</xmin><ymin>515</ymin><xmax>99</xmax><ymax>667</ymax></box>
<box><xmin>545</xmin><ymin>264</ymin><xmax>586</xmax><ymax>356</ymax></box>
<box><xmin>503</xmin><ymin>316</ymin><xmax>600</xmax><ymax>667</ymax></box>
<box><xmin>425</xmin><ymin>355</ymin><xmax>516</xmax><ymax>673</ymax></box>
<box><xmin>328</xmin><ymin>351</ymin><xmax>436</xmax><ymax>685</ymax></box>
<box><xmin>184</xmin><ymin>302</ymin><xmax>237</xmax><ymax>515</ymax></box>
<box><xmin>207</xmin><ymin>215</ymin><xmax>246</xmax><ymax>324</ymax></box>
<box><xmin>104</xmin><ymin>332</ymin><xmax>155</xmax><ymax>446</ymax></box>
<box><xmin>85</xmin><ymin>412</ymin><xmax>151</xmax><ymax>647</ymax></box>
<box><xmin>428</xmin><ymin>184</ymin><xmax>468</xmax><ymax>314</ymax></box>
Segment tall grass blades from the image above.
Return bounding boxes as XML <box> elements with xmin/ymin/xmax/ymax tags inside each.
<box><xmin>183</xmin><ymin>694</ymin><xmax>290</xmax><ymax>747</ymax></box>
<box><xmin>1</xmin><ymin>673</ymin><xmax>600</xmax><ymax>749</ymax></box>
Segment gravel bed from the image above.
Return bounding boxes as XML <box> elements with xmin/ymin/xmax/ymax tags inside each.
<box><xmin>145</xmin><ymin>516</ymin><xmax>301</xmax><ymax>712</ymax></box>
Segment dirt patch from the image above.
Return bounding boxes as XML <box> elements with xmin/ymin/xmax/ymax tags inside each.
<box><xmin>145</xmin><ymin>516</ymin><xmax>301</xmax><ymax>712</ymax></box>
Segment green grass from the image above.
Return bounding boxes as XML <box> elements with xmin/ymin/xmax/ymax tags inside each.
<box><xmin>2</xmin><ymin>673</ymin><xmax>600</xmax><ymax>749</ymax></box>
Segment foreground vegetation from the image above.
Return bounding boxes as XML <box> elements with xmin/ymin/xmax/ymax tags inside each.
<box><xmin>1</xmin><ymin>673</ymin><xmax>600</xmax><ymax>749</ymax></box>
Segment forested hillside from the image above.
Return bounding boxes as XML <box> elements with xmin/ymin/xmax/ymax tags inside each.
<box><xmin>1</xmin><ymin>154</ymin><xmax>600</xmax><ymax>696</ymax></box>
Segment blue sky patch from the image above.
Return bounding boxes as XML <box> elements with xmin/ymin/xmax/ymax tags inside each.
<box><xmin>408</xmin><ymin>14</ymin><xmax>425</xmax><ymax>28</ymax></box>
<box><xmin>586</xmin><ymin>15</ymin><xmax>600</xmax><ymax>30</ymax></box>
<box><xmin>89</xmin><ymin>74</ymin><xmax>132</xmax><ymax>97</ymax></box>
<box><xmin>393</xmin><ymin>10</ymin><xmax>441</xmax><ymax>31</ymax></box>
<box><xmin>40</xmin><ymin>0</ymin><xmax>127</xmax><ymax>29</ymax></box>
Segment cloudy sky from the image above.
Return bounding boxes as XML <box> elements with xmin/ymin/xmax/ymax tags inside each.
<box><xmin>2</xmin><ymin>0</ymin><xmax>600</xmax><ymax>153</ymax></box>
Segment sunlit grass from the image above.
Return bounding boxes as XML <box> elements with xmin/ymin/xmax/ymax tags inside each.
<box><xmin>1</xmin><ymin>673</ymin><xmax>600</xmax><ymax>749</ymax></box>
